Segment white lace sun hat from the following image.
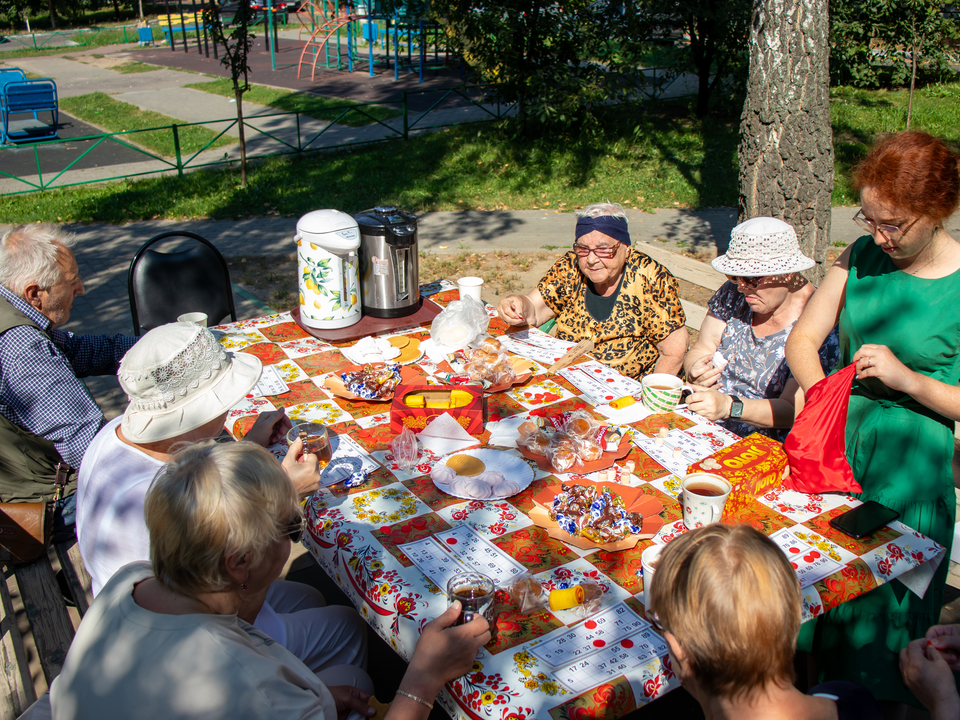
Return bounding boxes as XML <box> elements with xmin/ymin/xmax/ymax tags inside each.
<box><xmin>711</xmin><ymin>217</ymin><xmax>815</xmax><ymax>277</ymax></box>
<box><xmin>118</xmin><ymin>322</ymin><xmax>262</xmax><ymax>443</ymax></box>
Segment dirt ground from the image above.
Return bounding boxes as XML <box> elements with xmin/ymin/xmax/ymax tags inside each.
<box><xmin>228</xmin><ymin>246</ymin><xmax>846</xmax><ymax>314</ymax></box>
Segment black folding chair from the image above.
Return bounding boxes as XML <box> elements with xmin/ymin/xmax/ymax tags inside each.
<box><xmin>127</xmin><ymin>231</ymin><xmax>238</xmax><ymax>336</ymax></box>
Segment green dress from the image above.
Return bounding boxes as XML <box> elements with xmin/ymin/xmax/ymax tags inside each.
<box><xmin>797</xmin><ymin>236</ymin><xmax>960</xmax><ymax>705</ymax></box>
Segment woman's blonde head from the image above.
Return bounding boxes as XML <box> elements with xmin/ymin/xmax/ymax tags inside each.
<box><xmin>144</xmin><ymin>441</ymin><xmax>298</xmax><ymax>596</ymax></box>
<box><xmin>648</xmin><ymin>525</ymin><xmax>800</xmax><ymax>700</ymax></box>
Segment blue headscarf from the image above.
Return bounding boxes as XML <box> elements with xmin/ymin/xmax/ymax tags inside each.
<box><xmin>574</xmin><ymin>215</ymin><xmax>631</xmax><ymax>246</ymax></box>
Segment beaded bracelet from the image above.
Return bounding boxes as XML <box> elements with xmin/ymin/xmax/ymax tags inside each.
<box><xmin>396</xmin><ymin>690</ymin><xmax>434</xmax><ymax>711</ymax></box>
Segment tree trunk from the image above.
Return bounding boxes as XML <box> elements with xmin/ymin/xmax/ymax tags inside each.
<box><xmin>112</xmin><ymin>0</ymin><xmax>121</xmax><ymax>20</ymax></box>
<box><xmin>139</xmin><ymin>0</ymin><xmax>145</xmax><ymax>23</ymax></box>
<box><xmin>235</xmin><ymin>86</ymin><xmax>247</xmax><ymax>187</ymax></box>
<box><xmin>738</xmin><ymin>0</ymin><xmax>833</xmax><ymax>282</ymax></box>
<box><xmin>47</xmin><ymin>0</ymin><xmax>56</xmax><ymax>29</ymax></box>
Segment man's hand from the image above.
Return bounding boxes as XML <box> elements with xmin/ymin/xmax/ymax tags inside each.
<box><xmin>497</xmin><ymin>295</ymin><xmax>531</xmax><ymax>326</ymax></box>
<box><xmin>328</xmin><ymin>685</ymin><xmax>374</xmax><ymax>720</ymax></box>
<box><xmin>244</xmin><ymin>409</ymin><xmax>292</xmax><ymax>447</ymax></box>
<box><xmin>282</xmin><ymin>437</ymin><xmax>321</xmax><ymax>497</ymax></box>
<box><xmin>901</xmin><ymin>638</ymin><xmax>960</xmax><ymax>720</ymax></box>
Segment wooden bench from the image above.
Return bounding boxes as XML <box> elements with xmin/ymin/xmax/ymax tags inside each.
<box><xmin>0</xmin><ymin>541</ymin><xmax>92</xmax><ymax>719</ymax></box>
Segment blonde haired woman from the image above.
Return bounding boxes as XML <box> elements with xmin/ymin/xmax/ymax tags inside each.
<box><xmin>649</xmin><ymin>525</ymin><xmax>880</xmax><ymax>720</ymax></box>
<box><xmin>50</xmin><ymin>442</ymin><xmax>490</xmax><ymax>720</ymax></box>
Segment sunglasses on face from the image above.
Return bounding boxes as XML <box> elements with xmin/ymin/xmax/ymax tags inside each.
<box><xmin>285</xmin><ymin>516</ymin><xmax>305</xmax><ymax>544</ymax></box>
<box><xmin>852</xmin><ymin>210</ymin><xmax>919</xmax><ymax>243</ymax></box>
<box><xmin>725</xmin><ymin>275</ymin><xmax>767</xmax><ymax>289</ymax></box>
<box><xmin>573</xmin><ymin>243</ymin><xmax>619</xmax><ymax>259</ymax></box>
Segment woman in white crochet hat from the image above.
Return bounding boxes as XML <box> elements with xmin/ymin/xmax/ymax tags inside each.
<box><xmin>682</xmin><ymin>217</ymin><xmax>840</xmax><ymax>440</ymax></box>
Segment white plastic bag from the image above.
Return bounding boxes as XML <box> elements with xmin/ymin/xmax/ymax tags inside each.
<box><xmin>429</xmin><ymin>296</ymin><xmax>489</xmax><ymax>352</ymax></box>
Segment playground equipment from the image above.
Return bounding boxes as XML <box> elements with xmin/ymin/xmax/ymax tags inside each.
<box><xmin>296</xmin><ymin>0</ymin><xmax>458</xmax><ymax>81</ymax></box>
<box><xmin>0</xmin><ymin>68</ymin><xmax>58</xmax><ymax>145</ymax></box>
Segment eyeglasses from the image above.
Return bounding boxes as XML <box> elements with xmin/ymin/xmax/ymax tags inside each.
<box><xmin>284</xmin><ymin>516</ymin><xmax>305</xmax><ymax>544</ymax></box>
<box><xmin>725</xmin><ymin>275</ymin><xmax>767</xmax><ymax>289</ymax></box>
<box><xmin>853</xmin><ymin>210</ymin><xmax>920</xmax><ymax>242</ymax></box>
<box><xmin>573</xmin><ymin>243</ymin><xmax>620</xmax><ymax>259</ymax></box>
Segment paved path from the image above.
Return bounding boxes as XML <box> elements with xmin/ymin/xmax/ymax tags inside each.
<box><xmin>2</xmin><ymin>204</ymin><xmax>915</xmax><ymax>422</ymax></box>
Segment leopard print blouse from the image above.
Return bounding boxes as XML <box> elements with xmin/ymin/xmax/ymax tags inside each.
<box><xmin>538</xmin><ymin>250</ymin><xmax>686</xmax><ymax>378</ymax></box>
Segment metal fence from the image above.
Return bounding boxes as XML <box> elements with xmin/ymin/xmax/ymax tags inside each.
<box><xmin>0</xmin><ymin>86</ymin><xmax>515</xmax><ymax>196</ymax></box>
<box><xmin>0</xmin><ymin>24</ymin><xmax>161</xmax><ymax>52</ymax></box>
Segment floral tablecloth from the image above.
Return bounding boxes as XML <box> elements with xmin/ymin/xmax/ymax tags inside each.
<box><xmin>216</xmin><ymin>287</ymin><xmax>945</xmax><ymax>720</ymax></box>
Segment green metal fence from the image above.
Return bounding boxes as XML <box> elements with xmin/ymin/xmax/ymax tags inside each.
<box><xmin>0</xmin><ymin>24</ymin><xmax>162</xmax><ymax>51</ymax></box>
<box><xmin>0</xmin><ymin>86</ymin><xmax>516</xmax><ymax>196</ymax></box>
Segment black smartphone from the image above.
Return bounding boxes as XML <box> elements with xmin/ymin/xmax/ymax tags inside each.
<box><xmin>829</xmin><ymin>501</ymin><xmax>900</xmax><ymax>539</ymax></box>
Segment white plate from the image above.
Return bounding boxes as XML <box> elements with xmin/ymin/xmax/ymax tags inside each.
<box><xmin>340</xmin><ymin>340</ymin><xmax>424</xmax><ymax>366</ymax></box>
<box><xmin>433</xmin><ymin>448</ymin><xmax>535</xmax><ymax>501</ymax></box>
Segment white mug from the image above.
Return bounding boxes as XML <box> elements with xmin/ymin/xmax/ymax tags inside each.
<box><xmin>458</xmin><ymin>276</ymin><xmax>484</xmax><ymax>303</ymax></box>
<box><xmin>681</xmin><ymin>473</ymin><xmax>732</xmax><ymax>529</ymax></box>
<box><xmin>177</xmin><ymin>312</ymin><xmax>208</xmax><ymax>327</ymax></box>
<box><xmin>641</xmin><ymin>544</ymin><xmax>663</xmax><ymax>612</ymax></box>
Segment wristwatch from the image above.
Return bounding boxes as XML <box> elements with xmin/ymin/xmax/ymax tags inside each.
<box><xmin>729</xmin><ymin>396</ymin><xmax>744</xmax><ymax>419</ymax></box>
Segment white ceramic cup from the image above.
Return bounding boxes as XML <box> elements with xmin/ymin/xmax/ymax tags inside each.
<box><xmin>681</xmin><ymin>472</ymin><xmax>732</xmax><ymax>529</ymax></box>
<box><xmin>458</xmin><ymin>276</ymin><xmax>484</xmax><ymax>303</ymax></box>
<box><xmin>641</xmin><ymin>544</ymin><xmax>664</xmax><ymax>612</ymax></box>
<box><xmin>177</xmin><ymin>312</ymin><xmax>208</xmax><ymax>327</ymax></box>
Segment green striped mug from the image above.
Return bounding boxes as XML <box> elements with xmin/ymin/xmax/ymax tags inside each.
<box><xmin>640</xmin><ymin>373</ymin><xmax>692</xmax><ymax>414</ymax></box>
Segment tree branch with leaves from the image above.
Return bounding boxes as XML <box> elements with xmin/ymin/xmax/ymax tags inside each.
<box><xmin>203</xmin><ymin>0</ymin><xmax>256</xmax><ymax>186</ymax></box>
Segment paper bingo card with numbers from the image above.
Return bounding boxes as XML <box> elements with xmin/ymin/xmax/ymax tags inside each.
<box><xmin>399</xmin><ymin>524</ymin><xmax>527</xmax><ymax>591</ymax></box>
<box><xmin>529</xmin><ymin>602</ymin><xmax>670</xmax><ymax>693</ymax></box>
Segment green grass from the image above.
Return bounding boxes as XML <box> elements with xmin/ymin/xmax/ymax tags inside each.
<box><xmin>3</xmin><ymin>80</ymin><xmax>959</xmax><ymax>223</ymax></box>
<box><xmin>0</xmin><ymin>25</ymin><xmax>163</xmax><ymax>58</ymax></box>
<box><xmin>831</xmin><ymin>82</ymin><xmax>960</xmax><ymax>204</ymax></box>
<box><xmin>112</xmin><ymin>61</ymin><xmax>161</xmax><ymax>74</ymax></box>
<box><xmin>184</xmin><ymin>78</ymin><xmax>401</xmax><ymax>127</ymax></box>
<box><xmin>58</xmin><ymin>92</ymin><xmax>233</xmax><ymax>158</ymax></box>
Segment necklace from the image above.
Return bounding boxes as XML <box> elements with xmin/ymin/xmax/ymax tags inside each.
<box><xmin>172</xmin><ymin>586</ymin><xmax>220</xmax><ymax>615</ymax></box>
<box><xmin>906</xmin><ymin>231</ymin><xmax>948</xmax><ymax>276</ymax></box>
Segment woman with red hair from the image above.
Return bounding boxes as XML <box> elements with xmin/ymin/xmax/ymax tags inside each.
<box><xmin>786</xmin><ymin>131</ymin><xmax>960</xmax><ymax>713</ymax></box>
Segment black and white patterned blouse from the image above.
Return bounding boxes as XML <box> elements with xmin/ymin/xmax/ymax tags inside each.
<box><xmin>708</xmin><ymin>281</ymin><xmax>840</xmax><ymax>441</ymax></box>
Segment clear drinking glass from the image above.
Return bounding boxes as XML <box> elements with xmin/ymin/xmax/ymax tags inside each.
<box><xmin>286</xmin><ymin>422</ymin><xmax>332</xmax><ymax>468</ymax></box>
<box><xmin>447</xmin><ymin>571</ymin><xmax>496</xmax><ymax>626</ymax></box>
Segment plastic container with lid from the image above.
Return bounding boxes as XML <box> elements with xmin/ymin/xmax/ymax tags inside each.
<box><xmin>295</xmin><ymin>210</ymin><xmax>362</xmax><ymax>329</ymax></box>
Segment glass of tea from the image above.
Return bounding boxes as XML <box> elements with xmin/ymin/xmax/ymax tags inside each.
<box><xmin>286</xmin><ymin>423</ymin><xmax>333</xmax><ymax>468</ymax></box>
<box><xmin>680</xmin><ymin>473</ymin><xmax>732</xmax><ymax>529</ymax></box>
<box><xmin>447</xmin><ymin>572</ymin><xmax>496</xmax><ymax>627</ymax></box>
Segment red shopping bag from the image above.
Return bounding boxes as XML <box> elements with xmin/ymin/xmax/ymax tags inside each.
<box><xmin>783</xmin><ymin>362</ymin><xmax>862</xmax><ymax>494</ymax></box>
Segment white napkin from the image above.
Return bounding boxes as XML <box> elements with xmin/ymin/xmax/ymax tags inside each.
<box><xmin>594</xmin><ymin>399</ymin><xmax>654</xmax><ymax>425</ymax></box>
<box><xmin>417</xmin><ymin>412</ymin><xmax>480</xmax><ymax>456</ymax></box>
<box><xmin>897</xmin><ymin>548</ymin><xmax>945</xmax><ymax>599</ymax></box>
<box><xmin>486</xmin><ymin>415</ymin><xmax>530</xmax><ymax>448</ymax></box>
<box><xmin>420</xmin><ymin>338</ymin><xmax>456</xmax><ymax>364</ymax></box>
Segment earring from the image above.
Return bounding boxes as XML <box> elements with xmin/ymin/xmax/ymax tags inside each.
<box><xmin>240</xmin><ymin>582</ymin><xmax>247</xmax><ymax>591</ymax></box>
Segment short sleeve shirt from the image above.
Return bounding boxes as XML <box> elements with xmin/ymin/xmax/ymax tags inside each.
<box><xmin>709</xmin><ymin>281</ymin><xmax>840</xmax><ymax>440</ymax></box>
<box><xmin>538</xmin><ymin>250</ymin><xmax>686</xmax><ymax>379</ymax></box>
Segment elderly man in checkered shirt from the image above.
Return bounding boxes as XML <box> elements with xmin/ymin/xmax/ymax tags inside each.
<box><xmin>0</xmin><ymin>224</ymin><xmax>137</xmax><ymax>542</ymax></box>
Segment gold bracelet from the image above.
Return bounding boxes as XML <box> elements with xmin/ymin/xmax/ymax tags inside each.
<box><xmin>396</xmin><ymin>690</ymin><xmax>434</xmax><ymax>711</ymax></box>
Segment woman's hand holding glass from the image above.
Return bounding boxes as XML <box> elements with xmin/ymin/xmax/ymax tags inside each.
<box><xmin>395</xmin><ymin>602</ymin><xmax>491</xmax><ymax>713</ymax></box>
<box><xmin>282</xmin><ymin>437</ymin><xmax>321</xmax><ymax>497</ymax></box>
